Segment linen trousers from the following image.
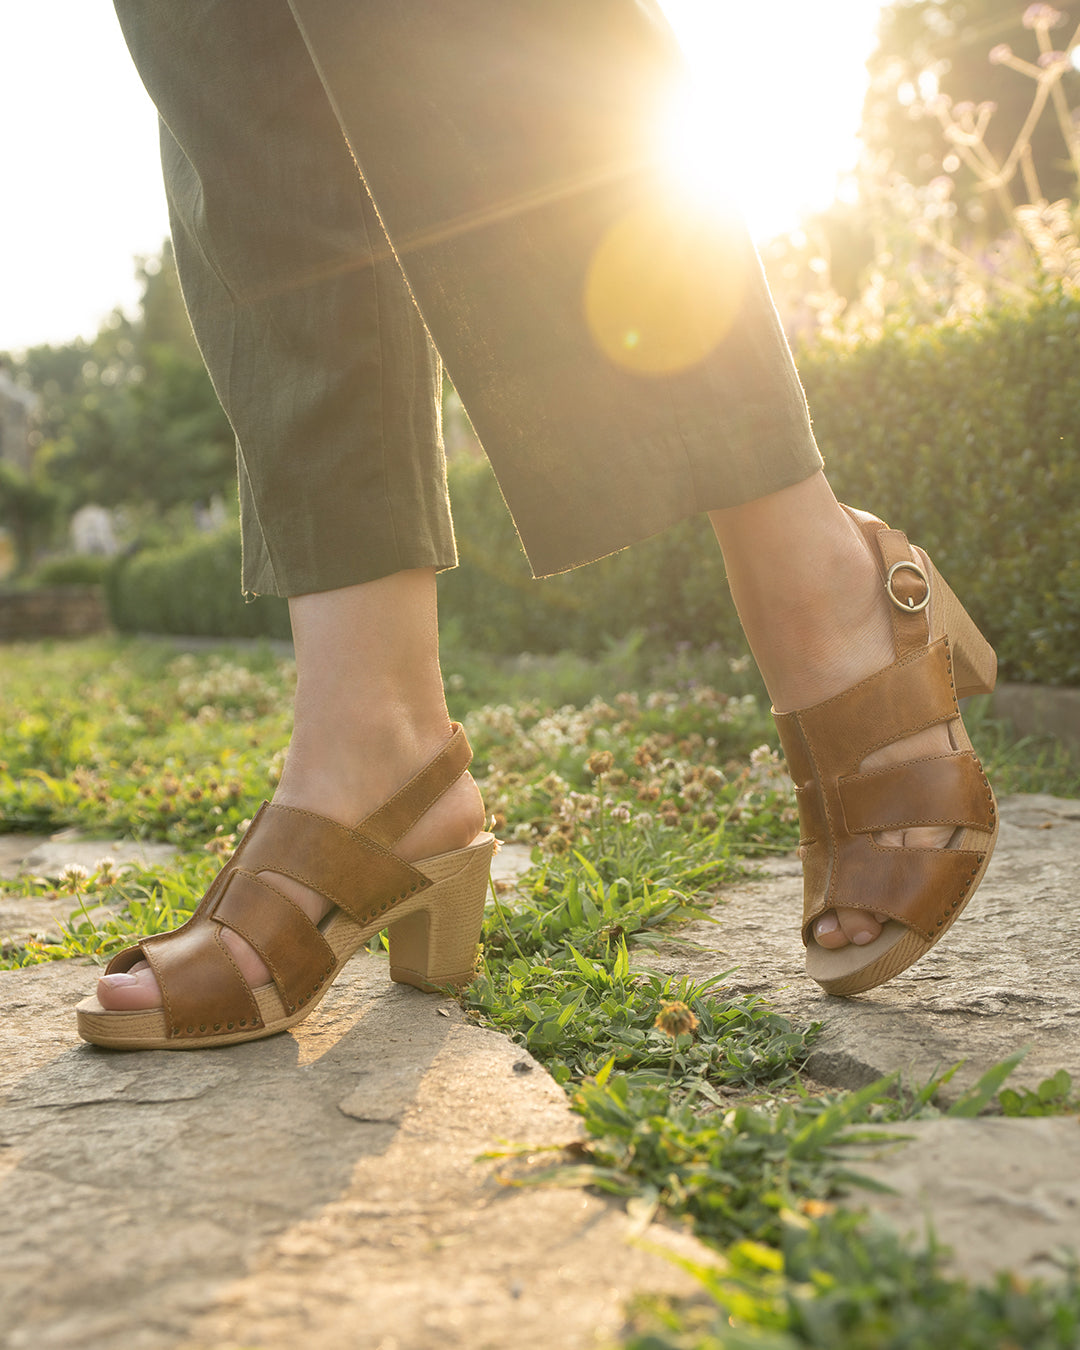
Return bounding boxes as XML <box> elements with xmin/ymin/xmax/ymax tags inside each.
<box><xmin>114</xmin><ymin>0</ymin><xmax>823</xmax><ymax>596</ymax></box>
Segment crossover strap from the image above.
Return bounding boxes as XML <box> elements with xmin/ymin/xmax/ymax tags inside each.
<box><xmin>213</xmin><ymin>870</ymin><xmax>336</xmax><ymax>1015</ymax></box>
<box><xmin>360</xmin><ymin>722</ymin><xmax>473</xmax><ymax>850</ymax></box>
<box><xmin>233</xmin><ymin>802</ymin><xmax>431</xmax><ymax>925</ymax></box>
<box><xmin>801</xmin><ymin>843</ymin><xmax>987</xmax><ymax>943</ymax></box>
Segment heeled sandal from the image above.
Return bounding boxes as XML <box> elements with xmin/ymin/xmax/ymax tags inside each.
<box><xmin>774</xmin><ymin>507</ymin><xmax>999</xmax><ymax>997</ymax></box>
<box><xmin>76</xmin><ymin>723</ymin><xmax>495</xmax><ymax>1049</ymax></box>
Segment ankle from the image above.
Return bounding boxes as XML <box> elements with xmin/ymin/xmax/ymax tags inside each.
<box><xmin>274</xmin><ymin>714</ymin><xmax>457</xmax><ymax>822</ymax></box>
<box><xmin>714</xmin><ymin>494</ymin><xmax>895</xmax><ymax>713</ymax></box>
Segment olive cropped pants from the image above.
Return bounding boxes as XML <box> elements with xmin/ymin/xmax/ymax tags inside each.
<box><xmin>114</xmin><ymin>0</ymin><xmax>822</xmax><ymax>596</ymax></box>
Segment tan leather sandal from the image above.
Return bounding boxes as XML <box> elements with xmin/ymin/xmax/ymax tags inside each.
<box><xmin>76</xmin><ymin>723</ymin><xmax>494</xmax><ymax>1049</ymax></box>
<box><xmin>774</xmin><ymin>508</ymin><xmax>999</xmax><ymax>997</ymax></box>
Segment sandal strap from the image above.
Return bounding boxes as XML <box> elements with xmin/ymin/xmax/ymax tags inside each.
<box><xmin>360</xmin><ymin>722</ymin><xmax>473</xmax><ymax>849</ymax></box>
<box><xmin>838</xmin><ymin>752</ymin><xmax>996</xmax><ymax>836</ymax></box>
<box><xmin>801</xmin><ymin>846</ymin><xmax>988</xmax><ymax>942</ymax></box>
<box><xmin>140</xmin><ymin>920</ymin><xmax>262</xmax><ymax>1039</ymax></box>
<box><xmin>844</xmin><ymin>507</ymin><xmax>931</xmax><ymax>660</ymax></box>
<box><xmin>782</xmin><ymin>640</ymin><xmax>958</xmax><ymax>775</ymax></box>
<box><xmin>775</xmin><ymin>639</ymin><xmax>995</xmax><ymax>945</ymax></box>
<box><xmin>226</xmin><ymin>801</ymin><xmax>431</xmax><ymax>924</ymax></box>
<box><xmin>213</xmin><ymin>870</ymin><xmax>337</xmax><ymax>1015</ymax></box>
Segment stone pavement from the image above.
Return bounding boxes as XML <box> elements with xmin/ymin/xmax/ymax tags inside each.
<box><xmin>658</xmin><ymin>791</ymin><xmax>1080</xmax><ymax>1286</ymax></box>
<box><xmin>2</xmin><ymin>793</ymin><xmax>1080</xmax><ymax>1348</ymax></box>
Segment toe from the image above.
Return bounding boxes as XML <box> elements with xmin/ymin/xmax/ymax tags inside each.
<box><xmin>97</xmin><ymin>961</ymin><xmax>163</xmax><ymax>1011</ymax></box>
<box><xmin>812</xmin><ymin>911</ymin><xmax>847</xmax><ymax>949</ymax></box>
<box><xmin>837</xmin><ymin>907</ymin><xmax>885</xmax><ymax>947</ymax></box>
<box><xmin>814</xmin><ymin>908</ymin><xmax>888</xmax><ymax>949</ymax></box>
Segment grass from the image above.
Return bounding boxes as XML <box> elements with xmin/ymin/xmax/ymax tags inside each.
<box><xmin>3</xmin><ymin>634</ymin><xmax>1080</xmax><ymax>1346</ymax></box>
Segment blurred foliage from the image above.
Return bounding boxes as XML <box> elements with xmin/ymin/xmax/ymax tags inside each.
<box><xmin>863</xmin><ymin>0</ymin><xmax>1079</xmax><ymax>227</ymax></box>
<box><xmin>105</xmin><ymin>528</ymin><xmax>291</xmax><ymax>641</ymax></box>
<box><xmin>2</xmin><ymin>242</ymin><xmax>233</xmax><ymax>553</ymax></box>
<box><xmin>766</xmin><ymin>2</ymin><xmax>1079</xmax><ymax>334</ymax></box>
<box><xmin>0</xmin><ymin>458</ymin><xmax>62</xmax><ymax>574</ymax></box>
<box><xmin>799</xmin><ymin>284</ymin><xmax>1080</xmax><ymax>685</ymax></box>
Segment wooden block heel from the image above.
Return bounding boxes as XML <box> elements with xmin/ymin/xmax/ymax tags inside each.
<box><xmin>75</xmin><ymin>724</ymin><xmax>493</xmax><ymax>1050</ymax></box>
<box><xmin>923</xmin><ymin>555</ymin><xmax>997</xmax><ymax>698</ymax></box>
<box><xmin>388</xmin><ymin>838</ymin><xmax>494</xmax><ymax>991</ymax></box>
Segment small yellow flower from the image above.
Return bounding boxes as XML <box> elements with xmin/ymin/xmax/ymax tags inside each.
<box><xmin>798</xmin><ymin>1199</ymin><xmax>835</xmax><ymax>1219</ymax></box>
<box><xmin>654</xmin><ymin>1000</ymin><xmax>699</xmax><ymax>1039</ymax></box>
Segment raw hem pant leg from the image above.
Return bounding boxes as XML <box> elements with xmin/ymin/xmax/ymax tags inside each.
<box><xmin>286</xmin><ymin>0</ymin><xmax>823</xmax><ymax>579</ymax></box>
<box><xmin>113</xmin><ymin>0</ymin><xmax>456</xmax><ymax>598</ymax></box>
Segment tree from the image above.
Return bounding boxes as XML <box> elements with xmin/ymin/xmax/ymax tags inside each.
<box><xmin>0</xmin><ymin>460</ymin><xmax>61</xmax><ymax>574</ymax></box>
<box><xmin>5</xmin><ymin>241</ymin><xmax>234</xmax><ymax>519</ymax></box>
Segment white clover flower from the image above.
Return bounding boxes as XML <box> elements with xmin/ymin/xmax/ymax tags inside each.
<box><xmin>58</xmin><ymin>863</ymin><xmax>90</xmax><ymax>891</ymax></box>
<box><xmin>92</xmin><ymin>856</ymin><xmax>120</xmax><ymax>885</ymax></box>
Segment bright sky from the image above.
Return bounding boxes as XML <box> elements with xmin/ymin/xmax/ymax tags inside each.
<box><xmin>0</xmin><ymin>1</ymin><xmax>884</xmax><ymax>354</ymax></box>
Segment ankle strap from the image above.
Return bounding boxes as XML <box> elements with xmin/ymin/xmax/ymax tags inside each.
<box><xmin>359</xmin><ymin>723</ymin><xmax>473</xmax><ymax>850</ymax></box>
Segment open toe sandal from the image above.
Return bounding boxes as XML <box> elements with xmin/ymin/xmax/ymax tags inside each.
<box><xmin>76</xmin><ymin>723</ymin><xmax>495</xmax><ymax>1050</ymax></box>
<box><xmin>774</xmin><ymin>507</ymin><xmax>999</xmax><ymax>997</ymax></box>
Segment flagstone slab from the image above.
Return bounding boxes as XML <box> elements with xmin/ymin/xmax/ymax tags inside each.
<box><xmin>0</xmin><ymin>957</ymin><xmax>700</xmax><ymax>1350</ymax></box>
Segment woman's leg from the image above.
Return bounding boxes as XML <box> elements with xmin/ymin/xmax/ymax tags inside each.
<box><xmin>710</xmin><ymin>473</ymin><xmax>956</xmax><ymax>950</ymax></box>
<box><xmin>100</xmin><ymin>2</ymin><xmax>485</xmax><ymax>1012</ymax></box>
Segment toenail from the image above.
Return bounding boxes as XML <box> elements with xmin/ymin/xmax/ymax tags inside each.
<box><xmin>100</xmin><ymin>972</ymin><xmax>140</xmax><ymax>986</ymax></box>
<box><xmin>852</xmin><ymin>931</ymin><xmax>876</xmax><ymax>946</ymax></box>
<box><xmin>815</xmin><ymin>914</ymin><xmax>839</xmax><ymax>936</ymax></box>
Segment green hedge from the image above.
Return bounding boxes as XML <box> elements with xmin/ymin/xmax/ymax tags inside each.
<box><xmin>105</xmin><ymin>529</ymin><xmax>291</xmax><ymax>641</ymax></box>
<box><xmin>800</xmin><ymin>288</ymin><xmax>1080</xmax><ymax>685</ymax></box>
<box><xmin>106</xmin><ymin>287</ymin><xmax>1080</xmax><ymax>684</ymax></box>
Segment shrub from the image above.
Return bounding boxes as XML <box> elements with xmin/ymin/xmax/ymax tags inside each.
<box><xmin>105</xmin><ymin>529</ymin><xmax>290</xmax><ymax>640</ymax></box>
<box><xmin>29</xmin><ymin>554</ymin><xmax>113</xmax><ymax>587</ymax></box>
<box><xmin>800</xmin><ymin>286</ymin><xmax>1080</xmax><ymax>685</ymax></box>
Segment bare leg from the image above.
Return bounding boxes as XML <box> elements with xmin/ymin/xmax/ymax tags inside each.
<box><xmin>97</xmin><ymin>569</ymin><xmax>485</xmax><ymax>1011</ymax></box>
<box><xmin>709</xmin><ymin>471</ymin><xmax>954</xmax><ymax>950</ymax></box>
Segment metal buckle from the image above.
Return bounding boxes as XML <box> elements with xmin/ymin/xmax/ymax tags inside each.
<box><xmin>886</xmin><ymin>559</ymin><xmax>930</xmax><ymax>613</ymax></box>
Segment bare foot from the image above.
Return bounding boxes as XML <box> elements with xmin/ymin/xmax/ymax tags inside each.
<box><xmin>711</xmin><ymin>477</ymin><xmax>955</xmax><ymax>951</ymax></box>
<box><xmin>96</xmin><ymin>727</ymin><xmax>486</xmax><ymax>1012</ymax></box>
